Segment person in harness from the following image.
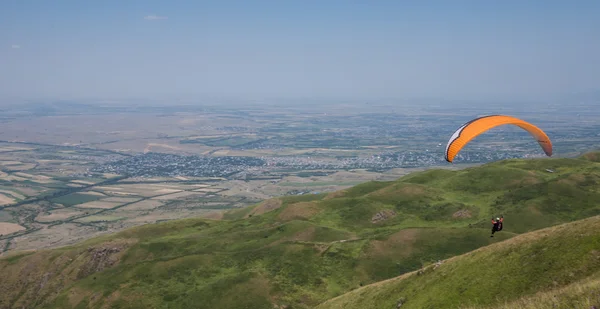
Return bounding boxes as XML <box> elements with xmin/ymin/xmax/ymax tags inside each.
<box><xmin>490</xmin><ymin>215</ymin><xmax>503</xmax><ymax>237</ymax></box>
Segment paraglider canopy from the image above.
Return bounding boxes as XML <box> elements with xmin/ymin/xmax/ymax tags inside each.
<box><xmin>444</xmin><ymin>115</ymin><xmax>552</xmax><ymax>163</ymax></box>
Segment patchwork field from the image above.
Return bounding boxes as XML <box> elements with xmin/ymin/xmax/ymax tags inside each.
<box><xmin>0</xmin><ymin>141</ymin><xmax>403</xmax><ymax>254</ymax></box>
<box><xmin>35</xmin><ymin>209</ymin><xmax>90</xmax><ymax>222</ymax></box>
<box><xmin>0</xmin><ymin>194</ymin><xmax>15</xmax><ymax>205</ymax></box>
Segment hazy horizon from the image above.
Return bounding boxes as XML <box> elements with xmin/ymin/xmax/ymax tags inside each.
<box><xmin>2</xmin><ymin>0</ymin><xmax>600</xmax><ymax>102</ymax></box>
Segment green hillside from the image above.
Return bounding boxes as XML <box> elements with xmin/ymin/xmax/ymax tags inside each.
<box><xmin>316</xmin><ymin>215</ymin><xmax>600</xmax><ymax>309</ymax></box>
<box><xmin>1</xmin><ymin>152</ymin><xmax>599</xmax><ymax>309</ymax></box>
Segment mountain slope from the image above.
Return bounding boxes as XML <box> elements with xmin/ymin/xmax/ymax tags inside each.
<box><xmin>315</xmin><ymin>215</ymin><xmax>600</xmax><ymax>309</ymax></box>
<box><xmin>0</xmin><ymin>153</ymin><xmax>599</xmax><ymax>309</ymax></box>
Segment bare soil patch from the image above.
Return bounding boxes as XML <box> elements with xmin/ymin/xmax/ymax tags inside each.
<box><xmin>371</xmin><ymin>209</ymin><xmax>397</xmax><ymax>223</ymax></box>
<box><xmin>452</xmin><ymin>209</ymin><xmax>472</xmax><ymax>219</ymax></box>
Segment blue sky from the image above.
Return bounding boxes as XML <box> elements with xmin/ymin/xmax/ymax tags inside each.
<box><xmin>2</xmin><ymin>0</ymin><xmax>600</xmax><ymax>101</ymax></box>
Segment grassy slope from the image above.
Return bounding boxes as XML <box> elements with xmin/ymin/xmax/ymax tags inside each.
<box><xmin>0</xmin><ymin>152</ymin><xmax>599</xmax><ymax>309</ymax></box>
<box><xmin>316</xmin><ymin>215</ymin><xmax>600</xmax><ymax>309</ymax></box>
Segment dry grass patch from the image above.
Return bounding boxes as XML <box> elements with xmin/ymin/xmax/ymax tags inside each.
<box><xmin>527</xmin><ymin>204</ymin><xmax>543</xmax><ymax>216</ymax></box>
<box><xmin>14</xmin><ymin>172</ymin><xmax>52</xmax><ymax>180</ymax></box>
<box><xmin>143</xmin><ymin>143</ymin><xmax>183</xmax><ymax>153</ymax></box>
<box><xmin>510</xmin><ymin>175</ymin><xmax>541</xmax><ymax>186</ymax></box>
<box><xmin>0</xmin><ymin>222</ymin><xmax>25</xmax><ymax>235</ymax></box>
<box><xmin>2</xmin><ymin>175</ymin><xmax>28</xmax><ymax>182</ymax></box>
<box><xmin>0</xmin><ymin>189</ymin><xmax>25</xmax><ymax>200</ymax></box>
<box><xmin>14</xmin><ymin>187</ymin><xmax>44</xmax><ymax>196</ymax></box>
<box><xmin>75</xmin><ymin>201</ymin><xmax>121</xmax><ymax>209</ymax></box>
<box><xmin>71</xmin><ymin>180</ymin><xmax>95</xmax><ymax>185</ymax></box>
<box><xmin>267</xmin><ymin>226</ymin><xmax>321</xmax><ymax>248</ymax></box>
<box><xmin>0</xmin><ymin>146</ymin><xmax>33</xmax><ymax>152</ymax></box>
<box><xmin>0</xmin><ymin>193</ymin><xmax>15</xmax><ymax>205</ymax></box>
<box><xmin>366</xmin><ymin>228</ymin><xmax>419</xmax><ymax>258</ymax></box>
<box><xmin>105</xmin><ymin>191</ymin><xmax>139</xmax><ymax>196</ymax></box>
<box><xmin>121</xmin><ymin>200</ymin><xmax>163</xmax><ymax>211</ymax></box>
<box><xmin>324</xmin><ymin>190</ymin><xmax>347</xmax><ymax>200</ymax></box>
<box><xmin>92</xmin><ymin>186</ymin><xmax>123</xmax><ymax>191</ymax></box>
<box><xmin>95</xmin><ymin>185</ymin><xmax>169</xmax><ymax>197</ymax></box>
<box><xmin>396</xmin><ymin>184</ymin><xmax>426</xmax><ymax>195</ymax></box>
<box><xmin>567</xmin><ymin>173</ymin><xmax>586</xmax><ymax>183</ymax></box>
<box><xmin>80</xmin><ymin>191</ymin><xmax>106</xmax><ymax>196</ymax></box>
<box><xmin>124</xmin><ymin>211</ymin><xmax>196</xmax><ymax>224</ymax></box>
<box><xmin>0</xmin><ymin>161</ymin><xmax>23</xmax><ymax>165</ymax></box>
<box><xmin>201</xmin><ymin>211</ymin><xmax>225</xmax><ymax>220</ymax></box>
<box><xmin>192</xmin><ymin>184</ymin><xmax>211</xmax><ymax>188</ymax></box>
<box><xmin>7</xmin><ymin>164</ymin><xmax>38</xmax><ymax>171</ymax></box>
<box><xmin>150</xmin><ymin>191</ymin><xmax>199</xmax><ymax>200</ymax></box>
<box><xmin>145</xmin><ymin>184</ymin><xmax>189</xmax><ymax>190</ymax></box>
<box><xmin>581</xmin><ymin>152</ymin><xmax>600</xmax><ymax>162</ymax></box>
<box><xmin>557</xmin><ymin>178</ymin><xmax>577</xmax><ymax>186</ymax></box>
<box><xmin>101</xmin><ymin>197</ymin><xmax>141</xmax><ymax>203</ymax></box>
<box><xmin>246</xmin><ymin>199</ymin><xmax>283</xmax><ymax>217</ymax></box>
<box><xmin>277</xmin><ymin>202</ymin><xmax>323</xmax><ymax>221</ymax></box>
<box><xmin>154</xmin><ymin>188</ymin><xmax>184</xmax><ymax>194</ymax></box>
<box><xmin>555</xmin><ymin>173</ymin><xmax>588</xmax><ymax>186</ymax></box>
<box><xmin>193</xmin><ymin>188</ymin><xmax>223</xmax><ymax>193</ymax></box>
<box><xmin>36</xmin><ymin>209</ymin><xmax>87</xmax><ymax>222</ymax></box>
<box><xmin>76</xmin><ymin>215</ymin><xmax>125</xmax><ymax>223</ymax></box>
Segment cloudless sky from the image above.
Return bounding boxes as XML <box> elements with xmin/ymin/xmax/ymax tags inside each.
<box><xmin>2</xmin><ymin>0</ymin><xmax>600</xmax><ymax>102</ymax></box>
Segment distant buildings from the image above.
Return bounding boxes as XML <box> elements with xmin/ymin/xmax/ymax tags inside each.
<box><xmin>89</xmin><ymin>149</ymin><xmax>540</xmax><ymax>179</ymax></box>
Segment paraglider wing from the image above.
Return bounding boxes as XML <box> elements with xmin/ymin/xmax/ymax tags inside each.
<box><xmin>444</xmin><ymin>115</ymin><xmax>552</xmax><ymax>163</ymax></box>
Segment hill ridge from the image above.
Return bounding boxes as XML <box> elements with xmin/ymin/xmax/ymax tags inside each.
<box><xmin>316</xmin><ymin>214</ymin><xmax>600</xmax><ymax>309</ymax></box>
<box><xmin>0</xmin><ymin>152</ymin><xmax>599</xmax><ymax>309</ymax></box>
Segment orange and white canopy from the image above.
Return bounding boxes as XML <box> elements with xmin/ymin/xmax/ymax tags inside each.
<box><xmin>444</xmin><ymin>115</ymin><xmax>553</xmax><ymax>163</ymax></box>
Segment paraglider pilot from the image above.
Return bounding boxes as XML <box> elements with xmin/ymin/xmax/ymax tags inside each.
<box><xmin>490</xmin><ymin>215</ymin><xmax>503</xmax><ymax>237</ymax></box>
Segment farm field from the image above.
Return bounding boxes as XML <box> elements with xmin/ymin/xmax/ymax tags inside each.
<box><xmin>0</xmin><ymin>140</ymin><xmax>408</xmax><ymax>254</ymax></box>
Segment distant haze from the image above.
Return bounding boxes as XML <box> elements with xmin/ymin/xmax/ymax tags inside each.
<box><xmin>1</xmin><ymin>0</ymin><xmax>600</xmax><ymax>102</ymax></box>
